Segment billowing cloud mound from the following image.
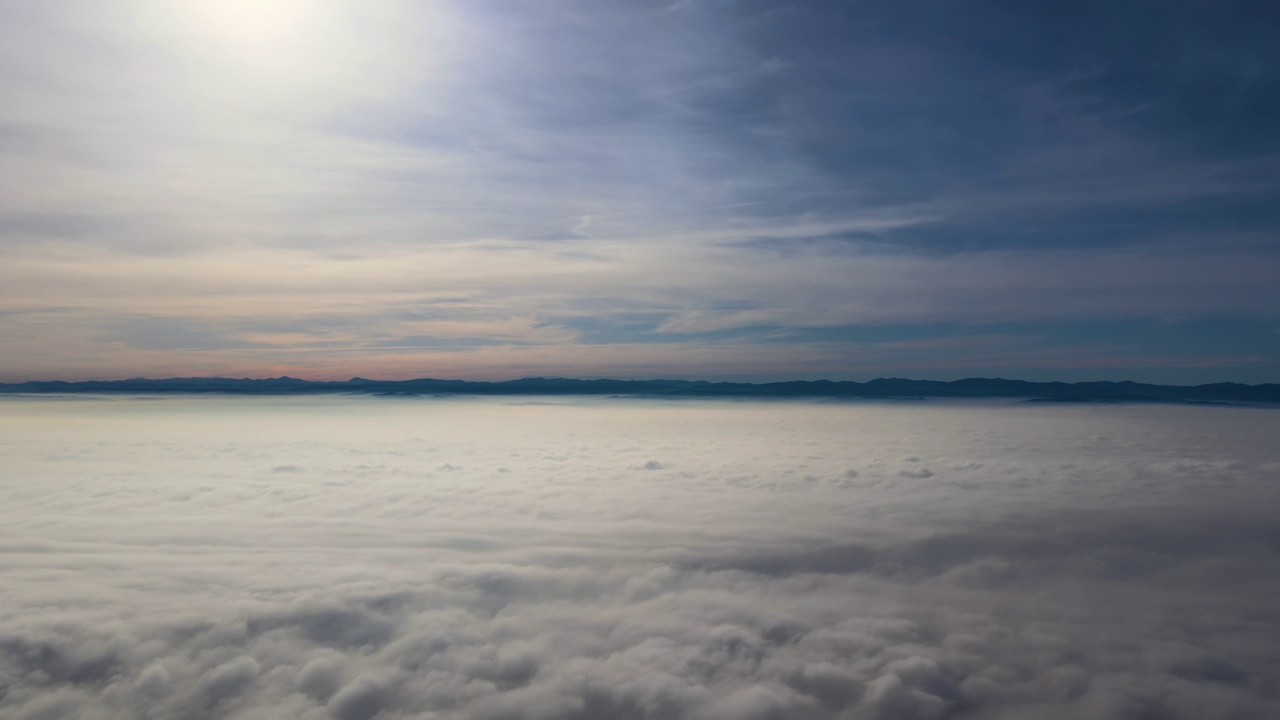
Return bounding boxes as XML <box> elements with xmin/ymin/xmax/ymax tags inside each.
<box><xmin>0</xmin><ymin>397</ymin><xmax>1277</xmax><ymax>719</ymax></box>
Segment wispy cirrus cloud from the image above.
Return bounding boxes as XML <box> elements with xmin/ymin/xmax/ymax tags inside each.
<box><xmin>1</xmin><ymin>1</ymin><xmax>1278</xmax><ymax>381</ymax></box>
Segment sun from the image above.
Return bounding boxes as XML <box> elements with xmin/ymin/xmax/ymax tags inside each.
<box><xmin>136</xmin><ymin>0</ymin><xmax>459</xmax><ymax>105</ymax></box>
<box><xmin>187</xmin><ymin>0</ymin><xmax>309</xmax><ymax>49</ymax></box>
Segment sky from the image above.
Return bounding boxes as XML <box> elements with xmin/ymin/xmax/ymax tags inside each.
<box><xmin>2</xmin><ymin>1</ymin><xmax>1279</xmax><ymax>383</ymax></box>
<box><xmin>2</xmin><ymin>396</ymin><xmax>1278</xmax><ymax>719</ymax></box>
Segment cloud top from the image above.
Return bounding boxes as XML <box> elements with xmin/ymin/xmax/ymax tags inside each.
<box><xmin>1</xmin><ymin>396</ymin><xmax>1278</xmax><ymax>718</ymax></box>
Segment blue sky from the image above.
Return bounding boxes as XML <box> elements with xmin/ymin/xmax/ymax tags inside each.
<box><xmin>1</xmin><ymin>0</ymin><xmax>1278</xmax><ymax>382</ymax></box>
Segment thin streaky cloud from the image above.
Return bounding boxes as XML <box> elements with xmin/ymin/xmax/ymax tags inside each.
<box><xmin>0</xmin><ymin>1</ymin><xmax>1278</xmax><ymax>381</ymax></box>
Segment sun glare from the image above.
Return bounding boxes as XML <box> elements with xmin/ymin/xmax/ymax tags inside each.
<box><xmin>145</xmin><ymin>0</ymin><xmax>453</xmax><ymax>100</ymax></box>
<box><xmin>189</xmin><ymin>0</ymin><xmax>307</xmax><ymax>47</ymax></box>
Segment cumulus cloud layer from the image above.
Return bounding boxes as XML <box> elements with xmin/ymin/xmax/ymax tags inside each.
<box><xmin>1</xmin><ymin>397</ymin><xmax>1278</xmax><ymax>719</ymax></box>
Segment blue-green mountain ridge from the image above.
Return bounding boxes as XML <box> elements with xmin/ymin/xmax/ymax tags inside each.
<box><xmin>2</xmin><ymin>377</ymin><xmax>1278</xmax><ymax>404</ymax></box>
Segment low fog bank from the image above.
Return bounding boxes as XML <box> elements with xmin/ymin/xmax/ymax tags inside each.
<box><xmin>1</xmin><ymin>397</ymin><xmax>1277</xmax><ymax>719</ymax></box>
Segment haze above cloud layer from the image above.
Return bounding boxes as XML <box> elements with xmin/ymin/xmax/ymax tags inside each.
<box><xmin>2</xmin><ymin>1</ymin><xmax>1280</xmax><ymax>382</ymax></box>
<box><xmin>2</xmin><ymin>397</ymin><xmax>1278</xmax><ymax>719</ymax></box>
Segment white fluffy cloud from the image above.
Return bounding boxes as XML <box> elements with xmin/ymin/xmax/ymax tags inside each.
<box><xmin>1</xmin><ymin>397</ymin><xmax>1277</xmax><ymax>719</ymax></box>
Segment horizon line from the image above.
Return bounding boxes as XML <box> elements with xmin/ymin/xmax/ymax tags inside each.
<box><xmin>2</xmin><ymin>375</ymin><xmax>1276</xmax><ymax>389</ymax></box>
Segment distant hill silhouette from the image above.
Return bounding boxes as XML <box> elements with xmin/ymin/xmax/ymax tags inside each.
<box><xmin>1</xmin><ymin>376</ymin><xmax>1278</xmax><ymax>404</ymax></box>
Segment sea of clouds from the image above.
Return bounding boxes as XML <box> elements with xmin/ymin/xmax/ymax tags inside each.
<box><xmin>0</xmin><ymin>396</ymin><xmax>1277</xmax><ymax>720</ymax></box>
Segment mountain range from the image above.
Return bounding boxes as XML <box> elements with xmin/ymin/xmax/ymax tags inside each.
<box><xmin>2</xmin><ymin>376</ymin><xmax>1278</xmax><ymax>404</ymax></box>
